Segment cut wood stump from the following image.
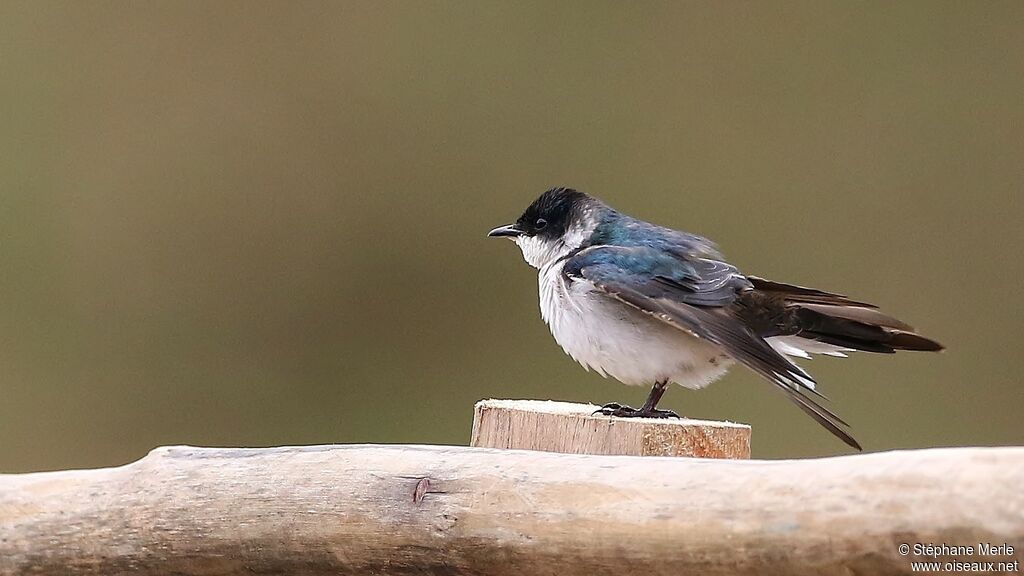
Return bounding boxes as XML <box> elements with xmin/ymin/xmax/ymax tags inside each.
<box><xmin>470</xmin><ymin>399</ymin><xmax>750</xmax><ymax>458</ymax></box>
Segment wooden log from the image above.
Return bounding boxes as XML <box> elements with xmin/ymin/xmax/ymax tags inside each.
<box><xmin>1</xmin><ymin>444</ymin><xmax>1022</xmax><ymax>575</ymax></box>
<box><xmin>470</xmin><ymin>399</ymin><xmax>750</xmax><ymax>458</ymax></box>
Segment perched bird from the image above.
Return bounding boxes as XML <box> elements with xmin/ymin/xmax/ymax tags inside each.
<box><xmin>488</xmin><ymin>187</ymin><xmax>943</xmax><ymax>450</ymax></box>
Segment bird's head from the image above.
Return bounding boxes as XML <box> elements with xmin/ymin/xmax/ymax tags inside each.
<box><xmin>488</xmin><ymin>187</ymin><xmax>603</xmax><ymax>269</ymax></box>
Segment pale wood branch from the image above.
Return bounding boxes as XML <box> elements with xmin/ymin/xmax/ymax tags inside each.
<box><xmin>2</xmin><ymin>444</ymin><xmax>1022</xmax><ymax>575</ymax></box>
<box><xmin>471</xmin><ymin>399</ymin><xmax>750</xmax><ymax>458</ymax></box>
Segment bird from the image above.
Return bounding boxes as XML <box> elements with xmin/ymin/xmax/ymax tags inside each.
<box><xmin>488</xmin><ymin>187</ymin><xmax>943</xmax><ymax>450</ymax></box>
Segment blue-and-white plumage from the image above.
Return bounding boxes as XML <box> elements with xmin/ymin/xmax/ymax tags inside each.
<box><xmin>490</xmin><ymin>187</ymin><xmax>943</xmax><ymax>450</ymax></box>
<box><xmin>523</xmin><ymin>207</ymin><xmax>738</xmax><ymax>389</ymax></box>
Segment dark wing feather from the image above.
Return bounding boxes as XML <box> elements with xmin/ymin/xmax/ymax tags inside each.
<box><xmin>746</xmin><ymin>276</ymin><xmax>878</xmax><ymax>308</ymax></box>
<box><xmin>564</xmin><ymin>246</ymin><xmax>862</xmax><ymax>451</ymax></box>
<box><xmin>562</xmin><ymin>245</ymin><xmax>751</xmax><ymax>308</ymax></box>
<box><xmin>748</xmin><ymin>277</ymin><xmax>944</xmax><ymax>353</ymax></box>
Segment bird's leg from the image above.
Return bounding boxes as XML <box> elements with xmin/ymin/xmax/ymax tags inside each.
<box><xmin>593</xmin><ymin>380</ymin><xmax>681</xmax><ymax>419</ymax></box>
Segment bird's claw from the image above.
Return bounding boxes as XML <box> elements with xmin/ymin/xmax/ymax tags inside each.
<box><xmin>592</xmin><ymin>403</ymin><xmax>681</xmax><ymax>419</ymax></box>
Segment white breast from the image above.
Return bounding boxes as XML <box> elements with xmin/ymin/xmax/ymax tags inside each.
<box><xmin>538</xmin><ymin>262</ymin><xmax>734</xmax><ymax>389</ymax></box>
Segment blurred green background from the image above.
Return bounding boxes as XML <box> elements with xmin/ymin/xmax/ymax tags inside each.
<box><xmin>1</xmin><ymin>1</ymin><xmax>1021</xmax><ymax>472</ymax></box>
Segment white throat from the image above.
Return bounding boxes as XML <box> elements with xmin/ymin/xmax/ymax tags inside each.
<box><xmin>514</xmin><ymin>235</ymin><xmax>572</xmax><ymax>269</ymax></box>
<box><xmin>514</xmin><ymin>212</ymin><xmax>598</xmax><ymax>269</ymax></box>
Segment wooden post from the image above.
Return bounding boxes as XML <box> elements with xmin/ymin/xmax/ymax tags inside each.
<box><xmin>470</xmin><ymin>399</ymin><xmax>750</xmax><ymax>458</ymax></box>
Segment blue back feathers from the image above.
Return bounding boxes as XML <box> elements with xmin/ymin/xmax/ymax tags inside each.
<box><xmin>587</xmin><ymin>208</ymin><xmax>722</xmax><ymax>260</ymax></box>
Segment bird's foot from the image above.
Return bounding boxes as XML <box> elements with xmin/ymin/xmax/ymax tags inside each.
<box><xmin>592</xmin><ymin>403</ymin><xmax>681</xmax><ymax>419</ymax></box>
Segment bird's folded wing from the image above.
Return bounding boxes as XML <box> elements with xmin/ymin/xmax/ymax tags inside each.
<box><xmin>562</xmin><ymin>245</ymin><xmax>861</xmax><ymax>451</ymax></box>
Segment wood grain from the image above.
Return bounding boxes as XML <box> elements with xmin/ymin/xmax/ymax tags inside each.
<box><xmin>2</xmin><ymin>444</ymin><xmax>1022</xmax><ymax>575</ymax></box>
<box><xmin>470</xmin><ymin>399</ymin><xmax>751</xmax><ymax>458</ymax></box>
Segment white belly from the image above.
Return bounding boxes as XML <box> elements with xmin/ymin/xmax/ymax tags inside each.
<box><xmin>538</xmin><ymin>264</ymin><xmax>734</xmax><ymax>389</ymax></box>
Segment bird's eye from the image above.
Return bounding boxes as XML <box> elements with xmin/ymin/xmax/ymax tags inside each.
<box><xmin>535</xmin><ymin>218</ymin><xmax>548</xmax><ymax>230</ymax></box>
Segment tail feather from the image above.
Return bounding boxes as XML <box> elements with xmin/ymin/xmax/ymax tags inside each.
<box><xmin>737</xmin><ymin>276</ymin><xmax>941</xmax><ymax>450</ymax></box>
<box><xmin>748</xmin><ymin>277</ymin><xmax>945</xmax><ymax>354</ymax></box>
<box><xmin>797</xmin><ymin>302</ymin><xmax>912</xmax><ymax>331</ymax></box>
<box><xmin>887</xmin><ymin>330</ymin><xmax>945</xmax><ymax>352</ymax></box>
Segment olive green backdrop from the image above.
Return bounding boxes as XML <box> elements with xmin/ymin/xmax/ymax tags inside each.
<box><xmin>2</xmin><ymin>1</ymin><xmax>1021</xmax><ymax>471</ymax></box>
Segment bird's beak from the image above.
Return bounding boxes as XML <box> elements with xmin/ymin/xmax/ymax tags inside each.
<box><xmin>487</xmin><ymin>224</ymin><xmax>523</xmax><ymax>238</ymax></box>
